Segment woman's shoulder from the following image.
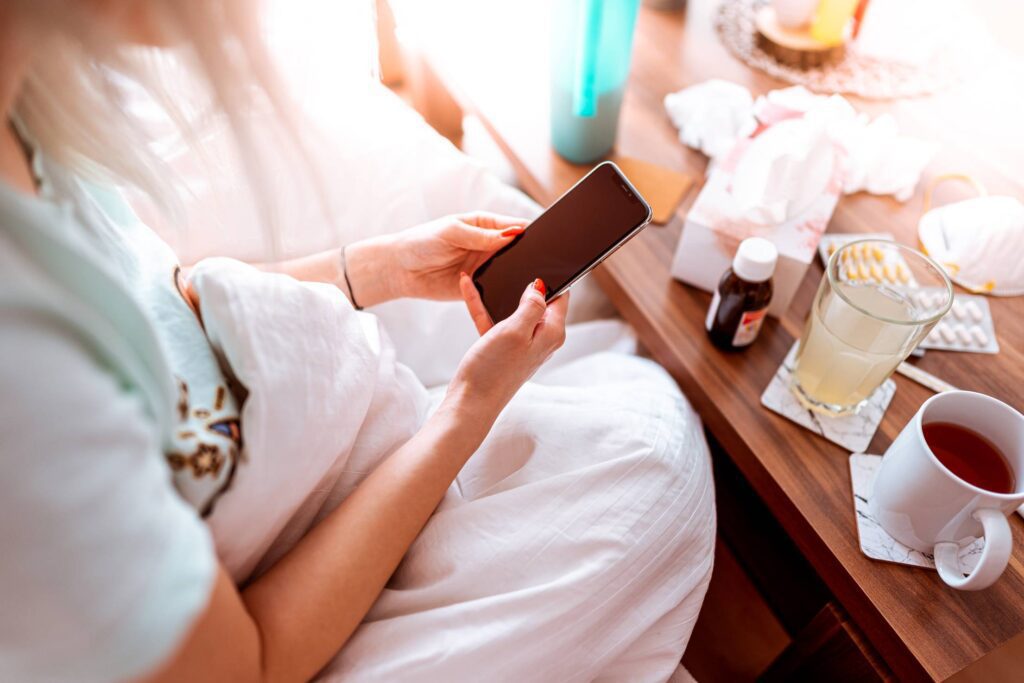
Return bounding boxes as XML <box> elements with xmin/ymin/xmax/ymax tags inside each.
<box><xmin>0</xmin><ymin>205</ymin><xmax>180</xmax><ymax>437</ymax></box>
<box><xmin>0</xmin><ymin>232</ymin><xmax>162</xmax><ymax>441</ymax></box>
<box><xmin>0</xmin><ymin>217</ymin><xmax>218</xmax><ymax>682</ymax></box>
<box><xmin>0</xmin><ymin>294</ymin><xmax>217</xmax><ymax>682</ymax></box>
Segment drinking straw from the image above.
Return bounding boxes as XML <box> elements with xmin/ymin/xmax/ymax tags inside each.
<box><xmin>572</xmin><ymin>0</ymin><xmax>603</xmax><ymax>117</ymax></box>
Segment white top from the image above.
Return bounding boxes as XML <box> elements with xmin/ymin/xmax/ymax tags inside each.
<box><xmin>0</xmin><ymin>146</ymin><xmax>219</xmax><ymax>680</ymax></box>
<box><xmin>732</xmin><ymin>237</ymin><xmax>778</xmax><ymax>283</ymax></box>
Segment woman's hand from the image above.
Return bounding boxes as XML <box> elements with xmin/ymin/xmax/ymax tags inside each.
<box><xmin>442</xmin><ymin>275</ymin><xmax>568</xmax><ymax>432</ymax></box>
<box><xmin>269</xmin><ymin>212</ymin><xmax>528</xmax><ymax>308</ymax></box>
<box><xmin>349</xmin><ymin>212</ymin><xmax>529</xmax><ymax>304</ymax></box>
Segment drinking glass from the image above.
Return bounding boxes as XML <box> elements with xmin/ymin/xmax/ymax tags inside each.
<box><xmin>791</xmin><ymin>239</ymin><xmax>953</xmax><ymax>416</ymax></box>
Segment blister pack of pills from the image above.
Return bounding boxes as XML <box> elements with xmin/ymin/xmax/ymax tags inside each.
<box><xmin>914</xmin><ymin>287</ymin><xmax>999</xmax><ymax>354</ymax></box>
<box><xmin>817</xmin><ymin>233</ymin><xmax>1000</xmax><ymax>355</ymax></box>
<box><xmin>817</xmin><ymin>233</ymin><xmax>917</xmax><ymax>286</ymax></box>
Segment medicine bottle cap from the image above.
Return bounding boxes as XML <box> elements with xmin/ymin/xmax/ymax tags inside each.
<box><xmin>733</xmin><ymin>237</ymin><xmax>778</xmax><ymax>283</ymax></box>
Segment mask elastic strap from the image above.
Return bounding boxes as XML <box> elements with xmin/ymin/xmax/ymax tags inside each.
<box><xmin>921</xmin><ymin>173</ymin><xmax>987</xmax><ymax>215</ymax></box>
<box><xmin>919</xmin><ymin>173</ymin><xmax>988</xmax><ymax>284</ymax></box>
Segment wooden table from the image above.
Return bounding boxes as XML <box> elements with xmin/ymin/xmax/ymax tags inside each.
<box><xmin>401</xmin><ymin>0</ymin><xmax>1024</xmax><ymax>679</ymax></box>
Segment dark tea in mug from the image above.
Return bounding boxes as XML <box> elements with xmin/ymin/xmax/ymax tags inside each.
<box><xmin>923</xmin><ymin>421</ymin><xmax>1016</xmax><ymax>494</ymax></box>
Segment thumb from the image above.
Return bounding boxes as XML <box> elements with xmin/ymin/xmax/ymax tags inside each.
<box><xmin>506</xmin><ymin>278</ymin><xmax>547</xmax><ymax>335</ymax></box>
<box><xmin>447</xmin><ymin>220</ymin><xmax>524</xmax><ymax>251</ymax></box>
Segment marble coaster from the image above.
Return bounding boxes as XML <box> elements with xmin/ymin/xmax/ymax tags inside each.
<box><xmin>761</xmin><ymin>342</ymin><xmax>895</xmax><ymax>453</ymax></box>
<box><xmin>849</xmin><ymin>453</ymin><xmax>983</xmax><ymax>572</ymax></box>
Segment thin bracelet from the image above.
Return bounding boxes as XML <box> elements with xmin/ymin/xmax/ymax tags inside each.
<box><xmin>339</xmin><ymin>245</ymin><xmax>363</xmax><ymax>311</ymax></box>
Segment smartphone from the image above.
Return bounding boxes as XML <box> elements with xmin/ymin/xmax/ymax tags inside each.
<box><xmin>472</xmin><ymin>161</ymin><xmax>652</xmax><ymax>322</ymax></box>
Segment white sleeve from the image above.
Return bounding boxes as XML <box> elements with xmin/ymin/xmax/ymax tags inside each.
<box><xmin>0</xmin><ymin>309</ymin><xmax>217</xmax><ymax>682</ymax></box>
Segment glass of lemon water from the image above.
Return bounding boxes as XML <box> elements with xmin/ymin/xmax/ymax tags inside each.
<box><xmin>791</xmin><ymin>240</ymin><xmax>952</xmax><ymax>416</ymax></box>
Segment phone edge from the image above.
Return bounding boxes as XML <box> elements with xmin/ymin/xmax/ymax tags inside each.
<box><xmin>548</xmin><ymin>161</ymin><xmax>653</xmax><ymax>299</ymax></box>
<box><xmin>472</xmin><ymin>160</ymin><xmax>654</xmax><ymax>313</ymax></box>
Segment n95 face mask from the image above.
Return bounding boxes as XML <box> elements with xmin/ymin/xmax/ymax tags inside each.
<box><xmin>918</xmin><ymin>186</ymin><xmax>1024</xmax><ymax>297</ymax></box>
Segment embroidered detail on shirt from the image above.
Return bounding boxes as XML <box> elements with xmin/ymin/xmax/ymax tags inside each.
<box><xmin>208</xmin><ymin>418</ymin><xmax>242</xmax><ymax>447</ymax></box>
<box><xmin>167</xmin><ymin>443</ymin><xmax>225</xmax><ymax>479</ymax></box>
<box><xmin>177</xmin><ymin>379</ymin><xmax>189</xmax><ymax>421</ymax></box>
<box><xmin>168</xmin><ymin>376</ymin><xmax>242</xmax><ymax>516</ymax></box>
<box><xmin>198</xmin><ymin>444</ymin><xmax>240</xmax><ymax>518</ymax></box>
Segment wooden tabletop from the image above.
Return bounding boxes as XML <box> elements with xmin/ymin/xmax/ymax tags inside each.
<box><xmin>407</xmin><ymin>1</ymin><xmax>1024</xmax><ymax>679</ymax></box>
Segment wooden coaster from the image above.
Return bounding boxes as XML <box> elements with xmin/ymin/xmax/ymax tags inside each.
<box><xmin>611</xmin><ymin>155</ymin><xmax>694</xmax><ymax>225</ymax></box>
<box><xmin>754</xmin><ymin>6</ymin><xmax>847</xmax><ymax>69</ymax></box>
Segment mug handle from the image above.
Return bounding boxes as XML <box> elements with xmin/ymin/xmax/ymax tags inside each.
<box><xmin>934</xmin><ymin>509</ymin><xmax>1012</xmax><ymax>591</ymax></box>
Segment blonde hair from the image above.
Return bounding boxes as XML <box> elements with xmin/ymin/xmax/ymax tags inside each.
<box><xmin>10</xmin><ymin>0</ymin><xmax>313</xmax><ymax>255</ymax></box>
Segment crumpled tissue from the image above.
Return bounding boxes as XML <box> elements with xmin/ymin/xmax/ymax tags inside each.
<box><xmin>727</xmin><ymin>115</ymin><xmax>835</xmax><ymax>225</ymax></box>
<box><xmin>665</xmin><ymin>82</ymin><xmax>937</xmax><ymax>203</ymax></box>
<box><xmin>663</xmin><ymin>79</ymin><xmax>757</xmax><ymax>159</ymax></box>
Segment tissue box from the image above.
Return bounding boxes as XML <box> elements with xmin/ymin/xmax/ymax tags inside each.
<box><xmin>671</xmin><ymin>124</ymin><xmax>841</xmax><ymax>317</ymax></box>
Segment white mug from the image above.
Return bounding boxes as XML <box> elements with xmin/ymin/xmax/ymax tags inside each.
<box><xmin>870</xmin><ymin>391</ymin><xmax>1024</xmax><ymax>590</ymax></box>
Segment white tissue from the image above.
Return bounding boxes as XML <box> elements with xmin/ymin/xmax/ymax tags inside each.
<box><xmin>729</xmin><ymin>117</ymin><xmax>834</xmax><ymax>224</ymax></box>
<box><xmin>835</xmin><ymin>114</ymin><xmax>936</xmax><ymax>201</ymax></box>
<box><xmin>755</xmin><ymin>86</ymin><xmax>937</xmax><ymax>201</ymax></box>
<box><xmin>664</xmin><ymin>81</ymin><xmax>937</xmax><ymax>202</ymax></box>
<box><xmin>663</xmin><ymin>79</ymin><xmax>757</xmax><ymax>159</ymax></box>
<box><xmin>755</xmin><ymin>85</ymin><xmax>848</xmax><ymax>118</ymax></box>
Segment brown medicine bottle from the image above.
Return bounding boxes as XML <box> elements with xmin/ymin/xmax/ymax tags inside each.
<box><xmin>705</xmin><ymin>237</ymin><xmax>777</xmax><ymax>351</ymax></box>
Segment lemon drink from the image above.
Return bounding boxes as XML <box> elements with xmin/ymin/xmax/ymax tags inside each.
<box><xmin>791</xmin><ymin>240</ymin><xmax>952</xmax><ymax>416</ymax></box>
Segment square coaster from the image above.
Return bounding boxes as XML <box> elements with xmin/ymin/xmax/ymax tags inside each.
<box><xmin>849</xmin><ymin>453</ymin><xmax>983</xmax><ymax>571</ymax></box>
<box><xmin>611</xmin><ymin>155</ymin><xmax>694</xmax><ymax>225</ymax></box>
<box><xmin>761</xmin><ymin>342</ymin><xmax>895</xmax><ymax>453</ymax></box>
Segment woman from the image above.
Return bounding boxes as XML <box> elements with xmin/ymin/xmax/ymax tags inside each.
<box><xmin>0</xmin><ymin>1</ymin><xmax>715</xmax><ymax>681</ymax></box>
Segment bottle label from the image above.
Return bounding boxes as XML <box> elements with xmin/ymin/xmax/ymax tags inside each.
<box><xmin>705</xmin><ymin>290</ymin><xmax>721</xmax><ymax>332</ymax></box>
<box><xmin>732</xmin><ymin>307</ymin><xmax>768</xmax><ymax>347</ymax></box>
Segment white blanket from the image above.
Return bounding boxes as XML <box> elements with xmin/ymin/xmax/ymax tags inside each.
<box><xmin>189</xmin><ymin>258</ymin><xmax>715</xmax><ymax>682</ymax></box>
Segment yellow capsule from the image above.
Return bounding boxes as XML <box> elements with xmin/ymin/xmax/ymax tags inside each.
<box><xmin>827</xmin><ymin>243</ymin><xmax>837</xmax><ymax>257</ymax></box>
<box><xmin>845</xmin><ymin>265</ymin><xmax>859</xmax><ymax>281</ymax></box>
<box><xmin>870</xmin><ymin>263</ymin><xmax>883</xmax><ymax>281</ymax></box>
<box><xmin>858</xmin><ymin>262</ymin><xmax>870</xmax><ymax>280</ymax></box>
<box><xmin>883</xmin><ymin>264</ymin><xmax>896</xmax><ymax>282</ymax></box>
<box><xmin>841</xmin><ymin>247</ymin><xmax>853</xmax><ymax>263</ymax></box>
<box><xmin>871</xmin><ymin>245</ymin><xmax>885</xmax><ymax>262</ymax></box>
<box><xmin>896</xmin><ymin>264</ymin><xmax>910</xmax><ymax>283</ymax></box>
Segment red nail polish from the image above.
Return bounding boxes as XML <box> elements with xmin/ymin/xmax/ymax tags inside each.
<box><xmin>534</xmin><ymin>278</ymin><xmax>546</xmax><ymax>296</ymax></box>
<box><xmin>501</xmin><ymin>227</ymin><xmax>524</xmax><ymax>237</ymax></box>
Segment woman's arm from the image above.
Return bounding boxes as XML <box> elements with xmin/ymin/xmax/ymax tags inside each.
<box><xmin>267</xmin><ymin>236</ymin><xmax>399</xmax><ymax>308</ymax></box>
<box><xmin>145</xmin><ymin>396</ymin><xmax>492</xmax><ymax>683</ymax></box>
<box><xmin>264</xmin><ymin>212</ymin><xmax>528</xmax><ymax>307</ymax></box>
<box><xmin>143</xmin><ymin>281</ymin><xmax>567</xmax><ymax>683</ymax></box>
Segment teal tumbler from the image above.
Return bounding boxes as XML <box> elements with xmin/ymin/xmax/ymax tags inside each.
<box><xmin>550</xmin><ymin>0</ymin><xmax>642</xmax><ymax>164</ymax></box>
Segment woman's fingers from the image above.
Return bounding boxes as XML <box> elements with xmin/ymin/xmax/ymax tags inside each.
<box><xmin>461</xmin><ymin>273</ymin><xmax>566</xmax><ymax>352</ymax></box>
<box><xmin>461</xmin><ymin>211</ymin><xmax>532</xmax><ymax>232</ymax></box>
<box><xmin>505</xmin><ymin>279</ymin><xmax>548</xmax><ymax>338</ymax></box>
<box><xmin>447</xmin><ymin>220</ymin><xmax>524</xmax><ymax>252</ymax></box>
<box><xmin>537</xmin><ymin>291</ymin><xmax>569</xmax><ymax>349</ymax></box>
<box><xmin>459</xmin><ymin>272</ymin><xmax>493</xmax><ymax>335</ymax></box>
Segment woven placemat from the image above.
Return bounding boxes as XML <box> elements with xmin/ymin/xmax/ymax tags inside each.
<box><xmin>714</xmin><ymin>0</ymin><xmax>994</xmax><ymax>100</ymax></box>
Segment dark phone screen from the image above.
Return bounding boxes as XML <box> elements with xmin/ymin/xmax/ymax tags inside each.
<box><xmin>473</xmin><ymin>163</ymin><xmax>650</xmax><ymax>322</ymax></box>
